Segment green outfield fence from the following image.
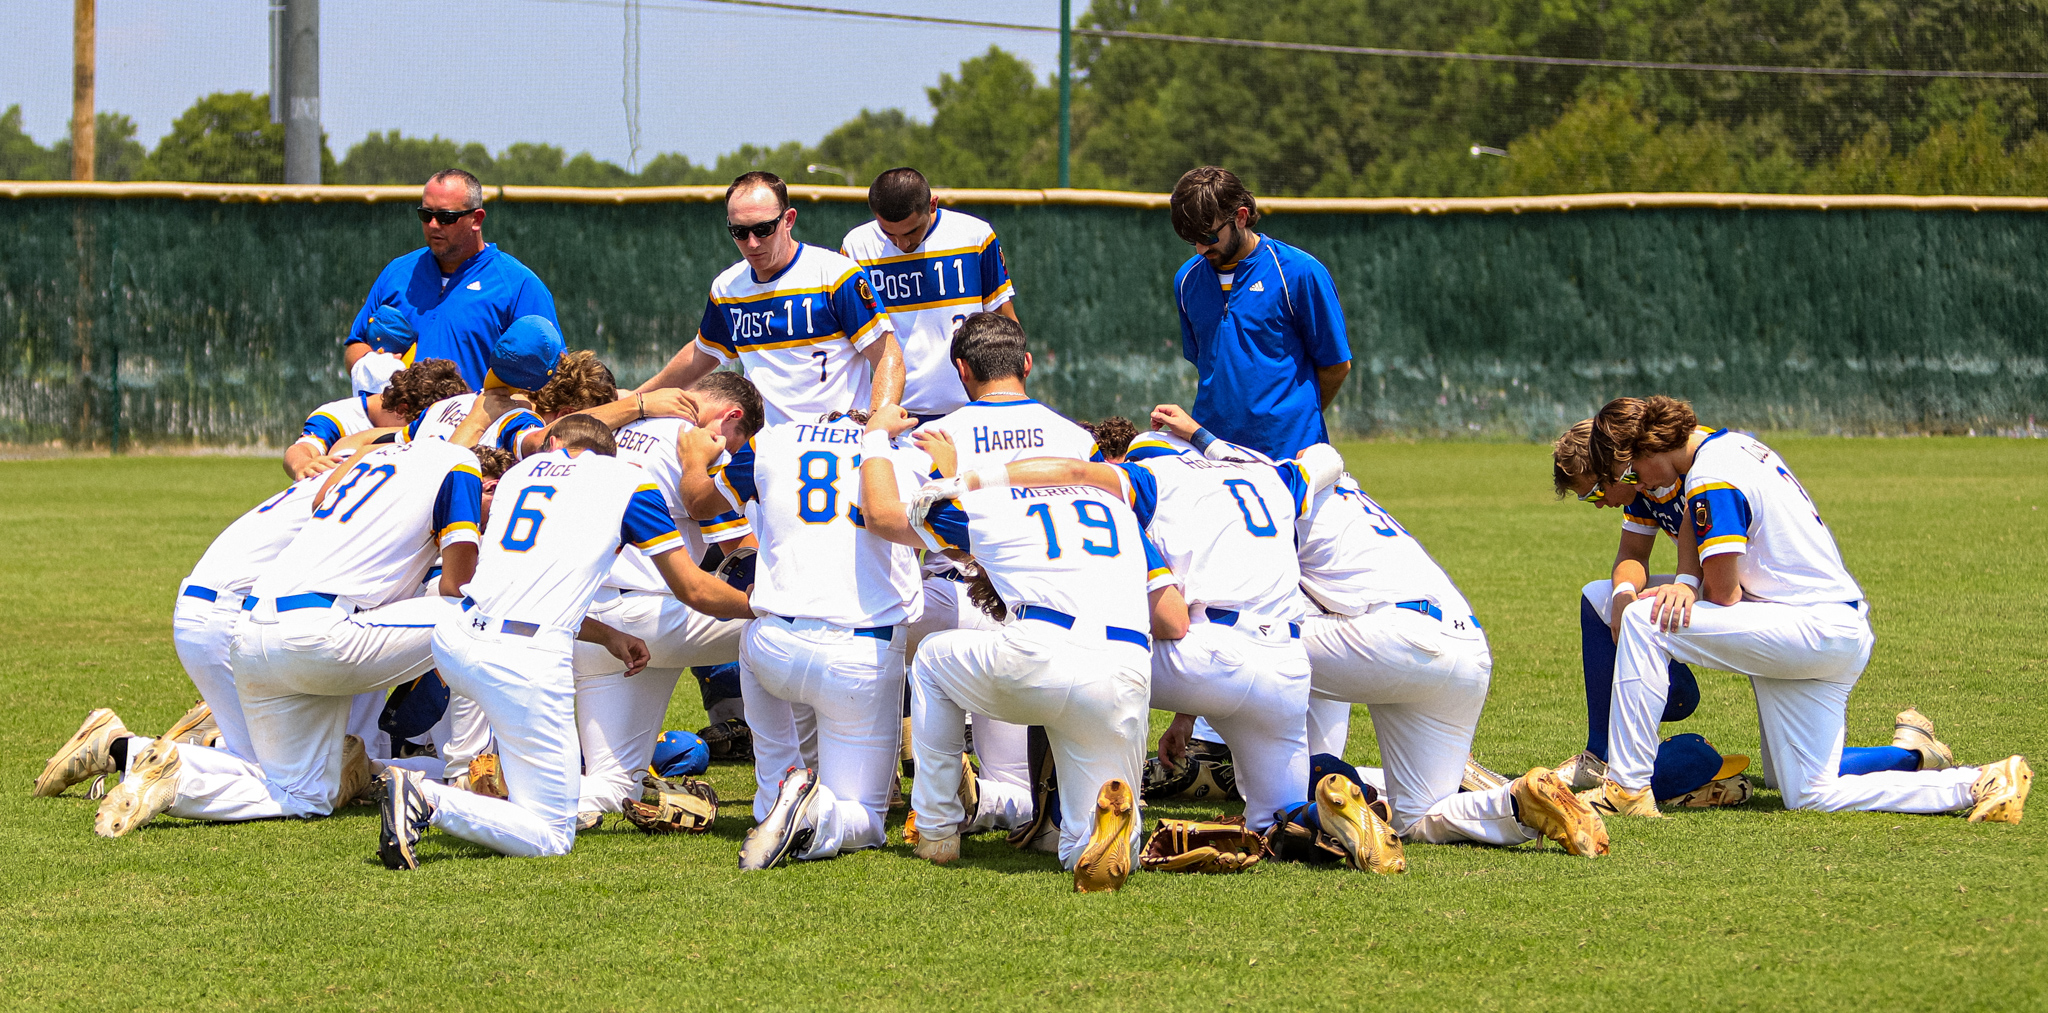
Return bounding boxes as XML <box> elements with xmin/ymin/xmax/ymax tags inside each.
<box><xmin>2</xmin><ymin>183</ymin><xmax>2044</xmax><ymax>449</ymax></box>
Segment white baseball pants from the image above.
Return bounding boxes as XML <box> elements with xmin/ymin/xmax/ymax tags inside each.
<box><xmin>1307</xmin><ymin>698</ymin><xmax>1353</xmax><ymax>757</ymax></box>
<box><xmin>1303</xmin><ymin>608</ymin><xmax>1532</xmax><ymax>845</ymax></box>
<box><xmin>171</xmin><ymin>590</ymin><xmax>255</xmax><ymax>761</ymax></box>
<box><xmin>904</xmin><ymin>575</ymin><xmax>1033</xmax><ymax>830</ymax></box>
<box><xmin>740</xmin><ymin>617</ymin><xmax>904</xmax><ymax>859</ymax></box>
<box><xmin>1151</xmin><ymin>617</ymin><xmax>1313</xmax><ymax>831</ymax></box>
<box><xmin>420</xmin><ymin>615</ymin><xmax>581</xmax><ymax>858</ymax></box>
<box><xmin>192</xmin><ymin>595</ymin><xmax>453</xmax><ymax>820</ymax></box>
<box><xmin>571</xmin><ymin>589</ymin><xmax>745</xmax><ymax>813</ymax></box>
<box><xmin>1612</xmin><ymin>598</ymin><xmax>1977</xmax><ymax>812</ymax></box>
<box><xmin>911</xmin><ymin>621</ymin><xmax>1149</xmax><ymax>867</ymax></box>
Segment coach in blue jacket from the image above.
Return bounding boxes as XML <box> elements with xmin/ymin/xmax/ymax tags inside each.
<box><xmin>342</xmin><ymin>168</ymin><xmax>559</xmax><ymax>390</ymax></box>
<box><xmin>1170</xmin><ymin>166</ymin><xmax>1351</xmax><ymax>459</ymax></box>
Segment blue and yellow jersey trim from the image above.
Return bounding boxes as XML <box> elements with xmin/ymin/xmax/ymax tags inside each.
<box><xmin>1687</xmin><ymin>482</ymin><xmax>1752</xmax><ymax>557</ymax></box>
<box><xmin>299</xmin><ymin>410</ymin><xmax>346</xmax><ymax>452</ymax></box>
<box><xmin>433</xmin><ymin>463</ymin><xmax>486</xmax><ymax>544</ymax></box>
<box><xmin>851</xmin><ymin>241</ymin><xmax>994</xmax><ymax>267</ymax></box>
<box><xmin>700</xmin><ymin>510</ymin><xmax>749</xmax><ymax>539</ymax></box>
<box><xmin>920</xmin><ymin>498</ymin><xmax>971</xmax><ymax>552</ymax></box>
<box><xmin>622</xmin><ymin>485</ymin><xmax>684</xmax><ymax>551</ymax></box>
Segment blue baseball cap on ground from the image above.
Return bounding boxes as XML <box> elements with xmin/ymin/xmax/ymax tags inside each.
<box><xmin>364</xmin><ymin>304</ymin><xmax>416</xmax><ymax>355</ymax></box>
<box><xmin>486</xmin><ymin>315</ymin><xmax>565</xmax><ymax>391</ymax></box>
<box><xmin>1652</xmin><ymin>732</ymin><xmax>1750</xmax><ymax>800</ymax></box>
<box><xmin>651</xmin><ymin>729</ymin><xmax>710</xmax><ymax>778</ymax></box>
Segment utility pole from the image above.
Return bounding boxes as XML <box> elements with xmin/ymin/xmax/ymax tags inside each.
<box><xmin>71</xmin><ymin>0</ymin><xmax>95</xmax><ymax>180</ymax></box>
<box><xmin>283</xmin><ymin>0</ymin><xmax>321</xmax><ymax>184</ymax></box>
<box><xmin>269</xmin><ymin>0</ymin><xmax>286</xmax><ymax>123</ymax></box>
<box><xmin>1057</xmin><ymin>0</ymin><xmax>1071</xmax><ymax>188</ymax></box>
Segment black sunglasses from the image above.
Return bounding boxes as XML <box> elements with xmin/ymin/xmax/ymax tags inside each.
<box><xmin>416</xmin><ymin>206</ymin><xmax>479</xmax><ymax>225</ymax></box>
<box><xmin>727</xmin><ymin>217</ymin><xmax>782</xmax><ymax>241</ymax></box>
<box><xmin>1187</xmin><ymin>220</ymin><xmax>1232</xmax><ymax>246</ymax></box>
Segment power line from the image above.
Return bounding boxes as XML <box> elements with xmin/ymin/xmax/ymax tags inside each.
<box><xmin>519</xmin><ymin>0</ymin><xmax>2048</xmax><ymax>81</ymax></box>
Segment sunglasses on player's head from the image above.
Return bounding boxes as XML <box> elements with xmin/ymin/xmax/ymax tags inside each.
<box><xmin>1577</xmin><ymin>469</ymin><xmax>1640</xmax><ymax>503</ymax></box>
<box><xmin>727</xmin><ymin>217</ymin><xmax>781</xmax><ymax>241</ymax></box>
<box><xmin>415</xmin><ymin>206</ymin><xmax>479</xmax><ymax>225</ymax></box>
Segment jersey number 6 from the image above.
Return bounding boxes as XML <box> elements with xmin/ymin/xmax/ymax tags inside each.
<box><xmin>500</xmin><ymin>486</ymin><xmax>556</xmax><ymax>552</ymax></box>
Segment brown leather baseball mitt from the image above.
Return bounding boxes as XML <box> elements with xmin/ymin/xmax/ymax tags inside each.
<box><xmin>1139</xmin><ymin>816</ymin><xmax>1266</xmax><ymax>873</ymax></box>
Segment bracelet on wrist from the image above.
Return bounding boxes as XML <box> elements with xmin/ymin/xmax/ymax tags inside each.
<box><xmin>635</xmin><ymin>393</ymin><xmax>646</xmax><ymax>420</ymax></box>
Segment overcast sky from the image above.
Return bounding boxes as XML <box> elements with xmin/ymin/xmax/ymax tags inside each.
<box><xmin>2</xmin><ymin>0</ymin><xmax>1065</xmax><ymax>170</ymax></box>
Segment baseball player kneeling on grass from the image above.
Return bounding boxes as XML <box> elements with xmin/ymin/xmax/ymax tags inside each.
<box><xmin>860</xmin><ymin>405</ymin><xmax>1172</xmax><ymax>892</ymax></box>
<box><xmin>1584</xmin><ymin>396</ymin><xmax>2030</xmax><ymax>822</ymax></box>
<box><xmin>1150</xmin><ymin>407</ymin><xmax>1608</xmax><ymax>857</ymax></box>
<box><xmin>379</xmin><ymin>415</ymin><xmax>753</xmax><ymax>868</ymax></box>
<box><xmin>677</xmin><ymin>408</ymin><xmax>926</xmax><ymax>871</ymax></box>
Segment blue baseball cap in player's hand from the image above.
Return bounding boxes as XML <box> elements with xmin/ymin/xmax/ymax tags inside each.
<box><xmin>651</xmin><ymin>729</ymin><xmax>710</xmax><ymax>778</ymax></box>
<box><xmin>364</xmin><ymin>304</ymin><xmax>417</xmax><ymax>355</ymax></box>
<box><xmin>486</xmin><ymin>315</ymin><xmax>565</xmax><ymax>391</ymax></box>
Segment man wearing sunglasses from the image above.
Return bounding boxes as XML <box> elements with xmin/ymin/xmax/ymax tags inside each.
<box><xmin>635</xmin><ymin>172</ymin><xmax>905</xmax><ymax>426</ymax></box>
<box><xmin>343</xmin><ymin>168</ymin><xmax>560</xmax><ymax>391</ymax></box>
<box><xmin>1169</xmin><ymin>166</ymin><xmax>1352</xmax><ymax>463</ymax></box>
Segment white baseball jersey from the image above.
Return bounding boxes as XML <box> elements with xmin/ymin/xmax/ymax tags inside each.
<box><xmin>916</xmin><ymin>484</ymin><xmax>1156</xmax><ymax>641</ymax></box>
<box><xmin>1686</xmin><ymin>430</ymin><xmax>1863</xmax><ymax>606</ymax></box>
<box><xmin>604</xmin><ymin>417</ymin><xmax>752</xmax><ymax>593</ymax></box>
<box><xmin>1295</xmin><ymin>473</ymin><xmax>1475</xmax><ymax>620</ymax></box>
<box><xmin>916</xmin><ymin>397</ymin><xmax>1097</xmax><ymax>474</ymax></box>
<box><xmin>251</xmin><ymin>437</ymin><xmax>483</xmax><ymax>610</ymax></box>
<box><xmin>691</xmin><ymin>244</ymin><xmax>893</xmax><ymax>427</ymax></box>
<box><xmin>1118</xmin><ymin>432</ymin><xmax>1309</xmax><ymax>616</ymax></box>
<box><xmin>712</xmin><ymin>419</ymin><xmax>922</xmax><ymax>628</ymax></box>
<box><xmin>840</xmin><ymin>209</ymin><xmax>1015</xmax><ymax>416</ymax></box>
<box><xmin>465</xmin><ymin>449</ymin><xmax>685</xmax><ymax>632</ymax></box>
<box><xmin>409</xmin><ymin>394</ymin><xmax>544</xmax><ymax>454</ymax></box>
<box><xmin>294</xmin><ymin>396</ymin><xmax>375</xmax><ymax>455</ymax></box>
<box><xmin>184</xmin><ymin>472</ymin><xmax>333</xmax><ymax>596</ymax></box>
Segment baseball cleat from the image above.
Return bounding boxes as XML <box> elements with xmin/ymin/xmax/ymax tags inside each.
<box><xmin>1511</xmin><ymin>767</ymin><xmax>1610</xmax><ymax>856</ymax></box>
<box><xmin>93</xmin><ymin>737</ymin><xmax>182</xmax><ymax>838</ymax></box>
<box><xmin>1460</xmin><ymin>756</ymin><xmax>1512</xmax><ymax>793</ymax></box>
<box><xmin>1008</xmin><ymin>725</ymin><xmax>1060</xmax><ymax>851</ymax></box>
<box><xmin>900</xmin><ymin>715</ymin><xmax>915</xmax><ymax>777</ymax></box>
<box><xmin>161</xmin><ymin>701</ymin><xmax>213</xmax><ymax>744</ymax></box>
<box><xmin>336</xmin><ymin>734</ymin><xmax>373</xmax><ymax>807</ymax></box>
<box><xmin>1073</xmin><ymin>779</ymin><xmax>1136</xmax><ymax>893</ymax></box>
<box><xmin>378</xmin><ymin>767</ymin><xmax>435</xmax><ymax>870</ymax></box>
<box><xmin>1551</xmin><ymin>749</ymin><xmax>1608</xmax><ymax>791</ymax></box>
<box><xmin>1579</xmin><ymin>778</ymin><xmax>1664</xmax><ymax>819</ymax></box>
<box><xmin>1967</xmin><ymin>755</ymin><xmax>2031</xmax><ymax>824</ymax></box>
<box><xmin>34</xmin><ymin>708</ymin><xmax>130</xmax><ymax>798</ymax></box>
<box><xmin>575</xmin><ymin>810</ymin><xmax>604</xmax><ymax>833</ymax></box>
<box><xmin>913</xmin><ymin>832</ymin><xmax>961</xmax><ymax>865</ymax></box>
<box><xmin>739</xmin><ymin>766</ymin><xmax>818</xmax><ymax>871</ymax></box>
<box><xmin>467</xmin><ymin>753</ymin><xmax>509</xmax><ymax>799</ymax></box>
<box><xmin>1893</xmin><ymin>708</ymin><xmax>1956</xmax><ymax>770</ymax></box>
<box><xmin>1668</xmin><ymin>774</ymin><xmax>1754</xmax><ymax>808</ymax></box>
<box><xmin>1315</xmin><ymin>772</ymin><xmax>1407</xmax><ymax>874</ymax></box>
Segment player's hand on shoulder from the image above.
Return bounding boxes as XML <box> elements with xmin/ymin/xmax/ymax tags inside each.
<box><xmin>867</xmin><ymin>403</ymin><xmax>916</xmax><ymax>437</ymax></box>
<box><xmin>295</xmin><ymin>454</ymin><xmax>342</xmax><ymax>480</ymax></box>
<box><xmin>641</xmin><ymin>388</ymin><xmax>699</xmax><ymax>424</ymax></box>
<box><xmin>1150</xmin><ymin>403</ymin><xmax>1199</xmax><ymax>440</ymax></box>
<box><xmin>677</xmin><ymin>426</ymin><xmax>724</xmax><ymax>468</ymax></box>
<box><xmin>911</xmin><ymin>427</ymin><xmax>958</xmax><ymax>477</ymax></box>
<box><xmin>1646</xmin><ymin>582</ymin><xmax>1695</xmax><ymax>632</ymax></box>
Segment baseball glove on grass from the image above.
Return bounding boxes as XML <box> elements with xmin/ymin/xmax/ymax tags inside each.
<box><xmin>1139</xmin><ymin>816</ymin><xmax>1266</xmax><ymax>874</ymax></box>
<box><xmin>621</xmin><ymin>775</ymin><xmax>719</xmax><ymax>834</ymax></box>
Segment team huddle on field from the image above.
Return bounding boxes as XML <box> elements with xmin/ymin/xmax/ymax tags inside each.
<box><xmin>30</xmin><ymin>166</ymin><xmax>2030</xmax><ymax>893</ymax></box>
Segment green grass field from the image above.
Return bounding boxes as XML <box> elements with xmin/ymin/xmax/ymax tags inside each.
<box><xmin>2</xmin><ymin>439</ymin><xmax>2043</xmax><ymax>1012</ymax></box>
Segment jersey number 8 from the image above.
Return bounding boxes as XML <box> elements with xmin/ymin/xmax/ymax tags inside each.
<box><xmin>796</xmin><ymin>450</ymin><xmax>865</xmax><ymax>526</ymax></box>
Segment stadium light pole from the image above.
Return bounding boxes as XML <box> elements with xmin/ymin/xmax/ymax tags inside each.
<box><xmin>1057</xmin><ymin>0</ymin><xmax>1071</xmax><ymax>188</ymax></box>
<box><xmin>282</xmin><ymin>0</ymin><xmax>321</xmax><ymax>184</ymax></box>
<box><xmin>71</xmin><ymin>0</ymin><xmax>94</xmax><ymax>181</ymax></box>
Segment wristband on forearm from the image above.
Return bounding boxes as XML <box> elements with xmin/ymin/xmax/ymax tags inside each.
<box><xmin>1611</xmin><ymin>581</ymin><xmax>1638</xmax><ymax>599</ymax></box>
<box><xmin>1191</xmin><ymin>427</ymin><xmax>1218</xmax><ymax>454</ymax></box>
<box><xmin>1675</xmin><ymin>574</ymin><xmax>1701</xmax><ymax>590</ymax></box>
<box><xmin>860</xmin><ymin>429</ymin><xmax>893</xmax><ymax>459</ymax></box>
<box><xmin>965</xmin><ymin>466</ymin><xmax>1011</xmax><ymax>492</ymax></box>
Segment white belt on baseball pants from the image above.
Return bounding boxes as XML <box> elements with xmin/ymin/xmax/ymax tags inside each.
<box><xmin>1151</xmin><ymin>615</ymin><xmax>1312</xmax><ymax>832</ymax></box>
<box><xmin>571</xmin><ymin>589</ymin><xmax>745</xmax><ymax>813</ymax></box>
<box><xmin>738</xmin><ymin>616</ymin><xmax>904</xmax><ymax>859</ymax></box>
<box><xmin>911</xmin><ymin>611</ymin><xmax>1150</xmax><ymax>866</ymax></box>
<box><xmin>218</xmin><ymin>594</ymin><xmax>456</xmax><ymax>818</ymax></box>
<box><xmin>1300</xmin><ymin>607</ymin><xmax>1525</xmax><ymax>844</ymax></box>
<box><xmin>1612</xmin><ymin>597</ymin><xmax>1976</xmax><ymax>813</ymax></box>
<box><xmin>418</xmin><ymin>612</ymin><xmax>580</xmax><ymax>857</ymax></box>
<box><xmin>904</xmin><ymin>574</ymin><xmax>1033</xmax><ymax>827</ymax></box>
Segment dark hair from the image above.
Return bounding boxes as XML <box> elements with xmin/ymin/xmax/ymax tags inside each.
<box><xmin>548</xmin><ymin>413</ymin><xmax>616</xmax><ymax>455</ymax></box>
<box><xmin>689</xmin><ymin>371</ymin><xmax>766</xmax><ymax>437</ymax></box>
<box><xmin>964</xmin><ymin>563</ymin><xmax>1008</xmax><ymax>623</ymax></box>
<box><xmin>427</xmin><ymin>168</ymin><xmax>484</xmax><ymax>210</ymax></box>
<box><xmin>949</xmin><ymin>312</ymin><xmax>1028</xmax><ymax>382</ymax></box>
<box><xmin>868</xmin><ymin>167</ymin><xmax>931</xmax><ymax>222</ymax></box>
<box><xmin>1080</xmin><ymin>416</ymin><xmax>1139</xmax><ymax>461</ymax></box>
<box><xmin>532</xmin><ymin>350</ymin><xmax>618</xmax><ymax>417</ymax></box>
<box><xmin>472</xmin><ymin>446</ymin><xmax>515</xmax><ymax>481</ymax></box>
<box><xmin>380</xmin><ymin>359</ymin><xmax>469</xmax><ymax>423</ymax></box>
<box><xmin>1589</xmin><ymin>395</ymin><xmax>1699</xmax><ymax>481</ymax></box>
<box><xmin>1170</xmin><ymin>166</ymin><xmax>1260</xmax><ymax>244</ymax></box>
<box><xmin>726</xmin><ymin>171</ymin><xmax>789</xmax><ymax>214</ymax></box>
